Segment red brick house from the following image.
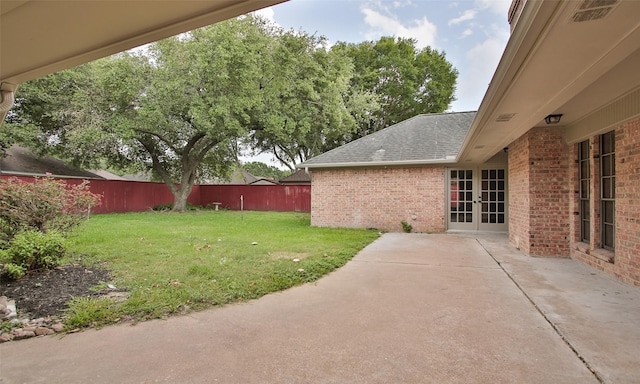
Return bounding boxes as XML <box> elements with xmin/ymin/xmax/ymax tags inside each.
<box><xmin>301</xmin><ymin>0</ymin><xmax>640</xmax><ymax>286</ymax></box>
<box><xmin>301</xmin><ymin>112</ymin><xmax>491</xmax><ymax>233</ymax></box>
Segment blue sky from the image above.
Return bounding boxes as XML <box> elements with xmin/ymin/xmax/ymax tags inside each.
<box><xmin>254</xmin><ymin>0</ymin><xmax>512</xmax><ymax>112</ymax></box>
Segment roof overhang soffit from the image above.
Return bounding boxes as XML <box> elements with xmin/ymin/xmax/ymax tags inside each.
<box><xmin>459</xmin><ymin>0</ymin><xmax>640</xmax><ymax>164</ymax></box>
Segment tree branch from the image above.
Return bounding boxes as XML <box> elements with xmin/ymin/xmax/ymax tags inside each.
<box><xmin>272</xmin><ymin>146</ymin><xmax>294</xmax><ymax>170</ymax></box>
<box><xmin>136</xmin><ymin>136</ymin><xmax>177</xmax><ymax>195</ymax></box>
<box><xmin>133</xmin><ymin>128</ymin><xmax>179</xmax><ymax>154</ymax></box>
<box><xmin>182</xmin><ymin>132</ymin><xmax>206</xmax><ymax>157</ymax></box>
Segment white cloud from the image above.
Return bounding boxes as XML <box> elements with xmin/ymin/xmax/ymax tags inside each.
<box><xmin>361</xmin><ymin>8</ymin><xmax>436</xmax><ymax>48</ymax></box>
<box><xmin>460</xmin><ymin>28</ymin><xmax>474</xmax><ymax>38</ymax></box>
<box><xmin>452</xmin><ymin>33</ymin><xmax>508</xmax><ymax>111</ymax></box>
<box><xmin>474</xmin><ymin>0</ymin><xmax>512</xmax><ymax>15</ymax></box>
<box><xmin>252</xmin><ymin>6</ymin><xmax>275</xmax><ymax>23</ymax></box>
<box><xmin>448</xmin><ymin>9</ymin><xmax>477</xmax><ymax>26</ymax></box>
<box><xmin>392</xmin><ymin>0</ymin><xmax>414</xmax><ymax>8</ymax></box>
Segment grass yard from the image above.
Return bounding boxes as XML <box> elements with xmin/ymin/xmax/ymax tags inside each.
<box><xmin>65</xmin><ymin>211</ymin><xmax>379</xmax><ymax>329</ymax></box>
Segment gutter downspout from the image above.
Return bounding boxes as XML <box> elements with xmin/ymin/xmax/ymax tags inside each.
<box><xmin>0</xmin><ymin>90</ymin><xmax>15</xmax><ymax>112</ymax></box>
<box><xmin>0</xmin><ymin>83</ymin><xmax>18</xmax><ymax>128</ymax></box>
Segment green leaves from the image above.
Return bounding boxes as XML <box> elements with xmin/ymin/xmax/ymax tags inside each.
<box><xmin>334</xmin><ymin>37</ymin><xmax>458</xmax><ymax>135</ymax></box>
<box><xmin>7</xmin><ymin>17</ymin><xmax>457</xmax><ymax>207</ymax></box>
<box><xmin>248</xmin><ymin>30</ymin><xmax>365</xmax><ymax>169</ymax></box>
<box><xmin>1</xmin><ymin>229</ymin><xmax>66</xmax><ymax>279</ymax></box>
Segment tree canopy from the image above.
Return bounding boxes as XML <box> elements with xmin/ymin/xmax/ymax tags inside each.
<box><xmin>333</xmin><ymin>37</ymin><xmax>458</xmax><ymax>136</ymax></box>
<box><xmin>241</xmin><ymin>161</ymin><xmax>289</xmax><ymax>180</ymax></box>
<box><xmin>7</xmin><ymin>16</ymin><xmax>272</xmax><ymax>211</ymax></box>
<box><xmin>246</xmin><ymin>30</ymin><xmax>374</xmax><ymax>170</ymax></box>
<box><xmin>5</xmin><ymin>17</ymin><xmax>459</xmax><ymax>209</ymax></box>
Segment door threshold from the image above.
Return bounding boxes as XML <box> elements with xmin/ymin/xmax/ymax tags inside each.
<box><xmin>446</xmin><ymin>229</ymin><xmax>508</xmax><ymax>234</ymax></box>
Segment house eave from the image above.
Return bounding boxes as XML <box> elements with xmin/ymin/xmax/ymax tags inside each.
<box><xmin>460</xmin><ymin>0</ymin><xmax>640</xmax><ymax>163</ymax></box>
<box><xmin>298</xmin><ymin>158</ymin><xmax>457</xmax><ymax>170</ymax></box>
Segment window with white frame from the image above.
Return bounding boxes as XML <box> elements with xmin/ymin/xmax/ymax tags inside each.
<box><xmin>600</xmin><ymin>131</ymin><xmax>615</xmax><ymax>250</ymax></box>
<box><xmin>578</xmin><ymin>140</ymin><xmax>590</xmax><ymax>243</ymax></box>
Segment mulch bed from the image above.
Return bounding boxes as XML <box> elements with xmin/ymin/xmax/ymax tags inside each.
<box><xmin>0</xmin><ymin>264</ymin><xmax>111</xmax><ymax>319</ymax></box>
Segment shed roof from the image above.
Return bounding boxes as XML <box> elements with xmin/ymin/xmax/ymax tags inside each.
<box><xmin>279</xmin><ymin>169</ymin><xmax>311</xmax><ymax>184</ymax></box>
<box><xmin>300</xmin><ymin>111</ymin><xmax>476</xmax><ymax>169</ymax></box>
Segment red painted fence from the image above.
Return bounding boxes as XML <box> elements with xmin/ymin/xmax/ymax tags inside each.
<box><xmin>0</xmin><ymin>175</ymin><xmax>311</xmax><ymax>213</ymax></box>
<box><xmin>198</xmin><ymin>184</ymin><xmax>311</xmax><ymax>212</ymax></box>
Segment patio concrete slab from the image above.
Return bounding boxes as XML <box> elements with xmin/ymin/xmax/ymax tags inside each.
<box><xmin>0</xmin><ymin>233</ymin><xmax>633</xmax><ymax>383</ymax></box>
<box><xmin>476</xmin><ymin>234</ymin><xmax>640</xmax><ymax>384</ymax></box>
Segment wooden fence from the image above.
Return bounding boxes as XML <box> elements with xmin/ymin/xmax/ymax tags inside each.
<box><xmin>0</xmin><ymin>175</ymin><xmax>311</xmax><ymax>214</ymax></box>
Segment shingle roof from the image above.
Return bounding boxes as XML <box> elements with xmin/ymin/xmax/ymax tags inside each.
<box><xmin>279</xmin><ymin>169</ymin><xmax>311</xmax><ymax>184</ymax></box>
<box><xmin>0</xmin><ymin>145</ymin><xmax>103</xmax><ymax>178</ymax></box>
<box><xmin>299</xmin><ymin>111</ymin><xmax>476</xmax><ymax>168</ymax></box>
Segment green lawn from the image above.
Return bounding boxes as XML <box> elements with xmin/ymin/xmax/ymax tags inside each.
<box><xmin>65</xmin><ymin>211</ymin><xmax>379</xmax><ymax>328</ymax></box>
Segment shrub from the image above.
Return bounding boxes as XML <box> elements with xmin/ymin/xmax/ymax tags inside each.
<box><xmin>0</xmin><ymin>230</ymin><xmax>67</xmax><ymax>278</ymax></box>
<box><xmin>153</xmin><ymin>202</ymin><xmax>202</xmax><ymax>211</ymax></box>
<box><xmin>2</xmin><ymin>262</ymin><xmax>26</xmax><ymax>280</ymax></box>
<box><xmin>153</xmin><ymin>202</ymin><xmax>173</xmax><ymax>211</ymax></box>
<box><xmin>0</xmin><ymin>177</ymin><xmax>101</xmax><ymax>241</ymax></box>
<box><xmin>401</xmin><ymin>220</ymin><xmax>413</xmax><ymax>233</ymax></box>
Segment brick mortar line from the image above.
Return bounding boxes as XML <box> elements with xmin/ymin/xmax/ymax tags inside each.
<box><xmin>475</xmin><ymin>238</ymin><xmax>606</xmax><ymax>384</ymax></box>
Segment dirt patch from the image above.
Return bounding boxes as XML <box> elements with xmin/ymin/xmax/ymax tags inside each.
<box><xmin>0</xmin><ymin>264</ymin><xmax>111</xmax><ymax>319</ymax></box>
<box><xmin>268</xmin><ymin>252</ymin><xmax>310</xmax><ymax>260</ymax></box>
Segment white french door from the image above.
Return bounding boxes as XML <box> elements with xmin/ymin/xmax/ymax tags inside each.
<box><xmin>447</xmin><ymin>168</ymin><xmax>508</xmax><ymax>232</ymax></box>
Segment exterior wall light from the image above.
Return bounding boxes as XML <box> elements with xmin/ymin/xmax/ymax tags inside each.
<box><xmin>544</xmin><ymin>114</ymin><xmax>563</xmax><ymax>124</ymax></box>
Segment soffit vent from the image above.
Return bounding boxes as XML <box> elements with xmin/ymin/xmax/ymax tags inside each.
<box><xmin>572</xmin><ymin>0</ymin><xmax>619</xmax><ymax>22</ymax></box>
<box><xmin>495</xmin><ymin>113</ymin><xmax>516</xmax><ymax>122</ymax></box>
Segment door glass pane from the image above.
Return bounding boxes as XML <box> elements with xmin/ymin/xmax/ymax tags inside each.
<box><xmin>481</xmin><ymin>168</ymin><xmax>506</xmax><ymax>224</ymax></box>
<box><xmin>450</xmin><ymin>169</ymin><xmax>474</xmax><ymax>223</ymax></box>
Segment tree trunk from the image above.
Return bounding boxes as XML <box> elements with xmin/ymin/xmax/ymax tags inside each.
<box><xmin>172</xmin><ymin>182</ymin><xmax>194</xmax><ymax>212</ymax></box>
<box><xmin>171</xmin><ymin>162</ymin><xmax>198</xmax><ymax>212</ymax></box>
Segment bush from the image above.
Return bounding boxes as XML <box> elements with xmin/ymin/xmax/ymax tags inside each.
<box><xmin>0</xmin><ymin>177</ymin><xmax>101</xmax><ymax>241</ymax></box>
<box><xmin>0</xmin><ymin>230</ymin><xmax>66</xmax><ymax>278</ymax></box>
<box><xmin>401</xmin><ymin>220</ymin><xmax>413</xmax><ymax>233</ymax></box>
<box><xmin>153</xmin><ymin>202</ymin><xmax>173</xmax><ymax>211</ymax></box>
<box><xmin>153</xmin><ymin>202</ymin><xmax>202</xmax><ymax>211</ymax></box>
<box><xmin>2</xmin><ymin>262</ymin><xmax>26</xmax><ymax>280</ymax></box>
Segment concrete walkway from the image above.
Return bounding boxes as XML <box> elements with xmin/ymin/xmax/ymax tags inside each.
<box><xmin>1</xmin><ymin>233</ymin><xmax>638</xmax><ymax>383</ymax></box>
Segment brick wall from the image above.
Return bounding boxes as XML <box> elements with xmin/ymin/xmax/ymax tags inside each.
<box><xmin>310</xmin><ymin>166</ymin><xmax>445</xmax><ymax>232</ymax></box>
<box><xmin>508</xmin><ymin>131</ymin><xmax>531</xmax><ymax>253</ymax></box>
<box><xmin>614</xmin><ymin>118</ymin><xmax>640</xmax><ymax>285</ymax></box>
<box><xmin>508</xmin><ymin>127</ymin><xmax>571</xmax><ymax>257</ymax></box>
<box><xmin>570</xmin><ymin>117</ymin><xmax>640</xmax><ymax>286</ymax></box>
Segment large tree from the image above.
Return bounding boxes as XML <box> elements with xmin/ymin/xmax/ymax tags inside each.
<box><xmin>333</xmin><ymin>37</ymin><xmax>458</xmax><ymax>136</ymax></box>
<box><xmin>7</xmin><ymin>16</ymin><xmax>271</xmax><ymax>211</ymax></box>
<box><xmin>247</xmin><ymin>30</ymin><xmax>379</xmax><ymax>170</ymax></box>
<box><xmin>241</xmin><ymin>161</ymin><xmax>289</xmax><ymax>180</ymax></box>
